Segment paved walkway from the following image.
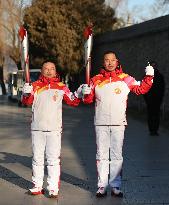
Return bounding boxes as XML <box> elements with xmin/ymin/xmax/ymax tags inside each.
<box><xmin>0</xmin><ymin>95</ymin><xmax>169</xmax><ymax>205</ymax></box>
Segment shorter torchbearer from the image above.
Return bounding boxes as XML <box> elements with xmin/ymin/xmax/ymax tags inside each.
<box><xmin>22</xmin><ymin>61</ymin><xmax>81</xmax><ymax>199</ymax></box>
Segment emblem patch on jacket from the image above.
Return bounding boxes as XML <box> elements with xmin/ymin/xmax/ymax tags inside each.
<box><xmin>53</xmin><ymin>91</ymin><xmax>58</xmax><ymax>101</ymax></box>
<box><xmin>114</xmin><ymin>88</ymin><xmax>121</xmax><ymax>94</ymax></box>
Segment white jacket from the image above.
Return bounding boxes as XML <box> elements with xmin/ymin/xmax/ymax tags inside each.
<box><xmin>22</xmin><ymin>75</ymin><xmax>80</xmax><ymax>131</ymax></box>
<box><xmin>83</xmin><ymin>68</ymin><xmax>153</xmax><ymax>125</ymax></box>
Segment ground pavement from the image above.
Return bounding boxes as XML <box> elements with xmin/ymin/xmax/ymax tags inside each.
<box><xmin>0</xmin><ymin>95</ymin><xmax>169</xmax><ymax>205</ymax></box>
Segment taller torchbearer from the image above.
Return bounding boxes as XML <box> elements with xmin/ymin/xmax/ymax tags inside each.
<box><xmin>79</xmin><ymin>50</ymin><xmax>154</xmax><ymax>198</ymax></box>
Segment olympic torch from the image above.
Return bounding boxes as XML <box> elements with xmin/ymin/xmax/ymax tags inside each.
<box><xmin>18</xmin><ymin>26</ymin><xmax>30</xmax><ymax>83</ymax></box>
<box><xmin>83</xmin><ymin>24</ymin><xmax>93</xmax><ymax>85</ymax></box>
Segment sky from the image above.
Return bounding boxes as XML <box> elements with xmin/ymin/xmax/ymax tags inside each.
<box><xmin>128</xmin><ymin>0</ymin><xmax>155</xmax><ymax>9</ymax></box>
<box><xmin>123</xmin><ymin>0</ymin><xmax>156</xmax><ymax>23</ymax></box>
<box><xmin>106</xmin><ymin>0</ymin><xmax>169</xmax><ymax>24</ymax></box>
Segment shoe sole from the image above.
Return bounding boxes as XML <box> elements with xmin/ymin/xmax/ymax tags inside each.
<box><xmin>96</xmin><ymin>192</ymin><xmax>107</xmax><ymax>198</ymax></box>
<box><xmin>49</xmin><ymin>194</ymin><xmax>59</xmax><ymax>199</ymax></box>
<box><xmin>111</xmin><ymin>192</ymin><xmax>123</xmax><ymax>198</ymax></box>
<box><xmin>28</xmin><ymin>189</ymin><xmax>45</xmax><ymax>195</ymax></box>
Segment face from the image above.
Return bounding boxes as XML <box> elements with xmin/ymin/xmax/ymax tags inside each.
<box><xmin>103</xmin><ymin>53</ymin><xmax>118</xmax><ymax>72</ymax></box>
<box><xmin>41</xmin><ymin>62</ymin><xmax>56</xmax><ymax>78</ymax></box>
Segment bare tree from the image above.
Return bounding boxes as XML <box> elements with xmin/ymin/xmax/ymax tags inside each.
<box><xmin>0</xmin><ymin>0</ymin><xmax>27</xmax><ymax>94</ymax></box>
<box><xmin>106</xmin><ymin>0</ymin><xmax>136</xmax><ymax>27</ymax></box>
<box><xmin>105</xmin><ymin>0</ymin><xmax>129</xmax><ymax>28</ymax></box>
<box><xmin>105</xmin><ymin>0</ymin><xmax>123</xmax><ymax>9</ymax></box>
<box><xmin>150</xmin><ymin>0</ymin><xmax>169</xmax><ymax>17</ymax></box>
<box><xmin>0</xmin><ymin>0</ymin><xmax>6</xmax><ymax>94</ymax></box>
<box><xmin>1</xmin><ymin>0</ymin><xmax>23</xmax><ymax>66</ymax></box>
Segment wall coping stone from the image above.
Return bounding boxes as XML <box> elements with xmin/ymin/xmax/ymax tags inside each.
<box><xmin>94</xmin><ymin>14</ymin><xmax>169</xmax><ymax>45</ymax></box>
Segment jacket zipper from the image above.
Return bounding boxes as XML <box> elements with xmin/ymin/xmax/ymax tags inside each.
<box><xmin>46</xmin><ymin>82</ymin><xmax>50</xmax><ymax>130</ymax></box>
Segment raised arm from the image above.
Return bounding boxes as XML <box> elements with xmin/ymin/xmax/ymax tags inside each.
<box><xmin>124</xmin><ymin>64</ymin><xmax>154</xmax><ymax>95</ymax></box>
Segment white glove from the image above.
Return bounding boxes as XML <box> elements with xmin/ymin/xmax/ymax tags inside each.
<box><xmin>82</xmin><ymin>84</ymin><xmax>92</xmax><ymax>95</ymax></box>
<box><xmin>22</xmin><ymin>83</ymin><xmax>33</xmax><ymax>94</ymax></box>
<box><xmin>145</xmin><ymin>65</ymin><xmax>154</xmax><ymax>76</ymax></box>
<box><xmin>75</xmin><ymin>84</ymin><xmax>83</xmax><ymax>98</ymax></box>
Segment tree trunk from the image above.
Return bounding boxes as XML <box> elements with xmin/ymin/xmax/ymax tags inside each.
<box><xmin>0</xmin><ymin>65</ymin><xmax>7</xmax><ymax>95</ymax></box>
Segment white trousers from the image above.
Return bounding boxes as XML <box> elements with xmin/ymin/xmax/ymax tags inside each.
<box><xmin>31</xmin><ymin>130</ymin><xmax>61</xmax><ymax>192</ymax></box>
<box><xmin>95</xmin><ymin>125</ymin><xmax>125</xmax><ymax>188</ymax></box>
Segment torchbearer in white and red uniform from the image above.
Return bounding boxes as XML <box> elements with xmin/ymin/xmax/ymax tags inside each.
<box><xmin>22</xmin><ymin>62</ymin><xmax>81</xmax><ymax>199</ymax></box>
<box><xmin>80</xmin><ymin>51</ymin><xmax>154</xmax><ymax>198</ymax></box>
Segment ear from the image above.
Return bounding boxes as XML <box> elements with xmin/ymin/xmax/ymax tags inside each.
<box><xmin>116</xmin><ymin>60</ymin><xmax>121</xmax><ymax>69</ymax></box>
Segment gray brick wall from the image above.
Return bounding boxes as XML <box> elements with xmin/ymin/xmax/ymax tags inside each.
<box><xmin>91</xmin><ymin>15</ymin><xmax>169</xmax><ymax>120</ymax></box>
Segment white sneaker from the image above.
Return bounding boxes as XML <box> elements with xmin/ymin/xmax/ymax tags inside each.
<box><xmin>96</xmin><ymin>187</ymin><xmax>107</xmax><ymax>197</ymax></box>
<box><xmin>48</xmin><ymin>190</ymin><xmax>59</xmax><ymax>198</ymax></box>
<box><xmin>28</xmin><ymin>187</ymin><xmax>44</xmax><ymax>195</ymax></box>
<box><xmin>111</xmin><ymin>187</ymin><xmax>123</xmax><ymax>197</ymax></box>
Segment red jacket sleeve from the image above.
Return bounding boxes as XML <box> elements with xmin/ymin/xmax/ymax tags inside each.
<box><xmin>129</xmin><ymin>75</ymin><xmax>153</xmax><ymax>95</ymax></box>
<box><xmin>21</xmin><ymin>82</ymin><xmax>36</xmax><ymax>105</ymax></box>
<box><xmin>82</xmin><ymin>89</ymin><xmax>95</xmax><ymax>104</ymax></box>
<box><xmin>82</xmin><ymin>80</ymin><xmax>95</xmax><ymax>104</ymax></box>
<box><xmin>22</xmin><ymin>94</ymin><xmax>34</xmax><ymax>105</ymax></box>
<box><xmin>63</xmin><ymin>86</ymin><xmax>80</xmax><ymax>106</ymax></box>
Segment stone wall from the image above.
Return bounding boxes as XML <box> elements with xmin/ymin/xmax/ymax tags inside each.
<box><xmin>91</xmin><ymin>15</ymin><xmax>169</xmax><ymax>119</ymax></box>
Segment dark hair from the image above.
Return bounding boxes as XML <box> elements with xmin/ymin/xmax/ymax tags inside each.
<box><xmin>103</xmin><ymin>50</ymin><xmax>116</xmax><ymax>57</ymax></box>
<box><xmin>150</xmin><ymin>61</ymin><xmax>157</xmax><ymax>67</ymax></box>
<box><xmin>42</xmin><ymin>61</ymin><xmax>56</xmax><ymax>67</ymax></box>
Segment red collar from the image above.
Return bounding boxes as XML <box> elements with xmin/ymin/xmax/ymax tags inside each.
<box><xmin>100</xmin><ymin>68</ymin><xmax>123</xmax><ymax>78</ymax></box>
<box><xmin>39</xmin><ymin>74</ymin><xmax>60</xmax><ymax>84</ymax></box>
